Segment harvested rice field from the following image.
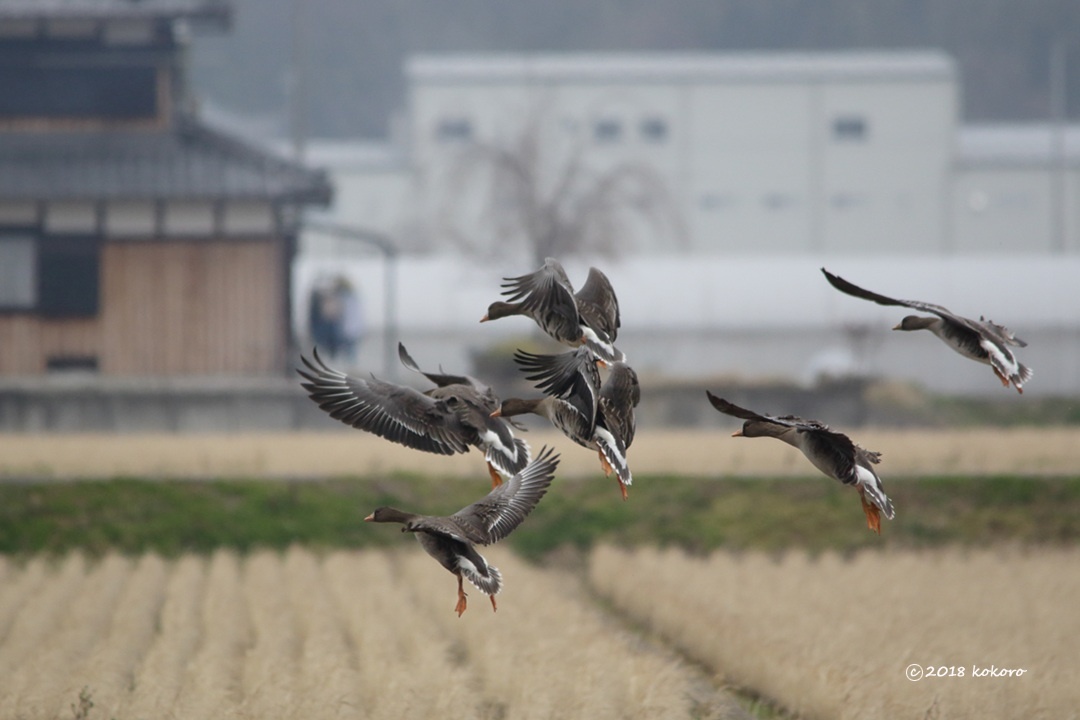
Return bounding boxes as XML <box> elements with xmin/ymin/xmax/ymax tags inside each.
<box><xmin>590</xmin><ymin>545</ymin><xmax>1080</xmax><ymax>720</ymax></box>
<box><xmin>3</xmin><ymin>427</ymin><xmax>1080</xmax><ymax>479</ymax></box>
<box><xmin>1</xmin><ymin>544</ymin><xmax>1075</xmax><ymax>719</ymax></box>
<box><xmin>0</xmin><ymin>546</ymin><xmax>739</xmax><ymax>720</ymax></box>
<box><xmin>1</xmin><ymin>429</ymin><xmax>1076</xmax><ymax>719</ymax></box>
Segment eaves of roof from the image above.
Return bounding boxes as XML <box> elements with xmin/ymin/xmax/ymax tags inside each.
<box><xmin>0</xmin><ymin>120</ymin><xmax>332</xmax><ymax>206</ymax></box>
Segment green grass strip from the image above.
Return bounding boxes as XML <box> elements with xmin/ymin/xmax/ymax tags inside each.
<box><xmin>1</xmin><ymin>473</ymin><xmax>1078</xmax><ymax>558</ymax></box>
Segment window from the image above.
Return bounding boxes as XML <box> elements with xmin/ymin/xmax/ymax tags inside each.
<box><xmin>640</xmin><ymin>117</ymin><xmax>668</xmax><ymax>143</ymax></box>
<box><xmin>698</xmin><ymin>193</ymin><xmax>736</xmax><ymax>211</ymax></box>
<box><xmin>435</xmin><ymin>117</ymin><xmax>473</xmax><ymax>143</ymax></box>
<box><xmin>46</xmin><ymin>355</ymin><xmax>99</xmax><ymax>372</ymax></box>
<box><xmin>0</xmin><ymin>234</ymin><xmax>36</xmax><ymax>308</ymax></box>
<box><xmin>832</xmin><ymin>116</ymin><xmax>868</xmax><ymax>142</ymax></box>
<box><xmin>0</xmin><ymin>66</ymin><xmax>158</xmax><ymax>120</ymax></box>
<box><xmin>593</xmin><ymin>118</ymin><xmax>623</xmax><ymax>143</ymax></box>
<box><xmin>0</xmin><ymin>233</ymin><xmax>101</xmax><ymax>317</ymax></box>
<box><xmin>39</xmin><ymin>236</ymin><xmax>101</xmax><ymax>317</ymax></box>
<box><xmin>830</xmin><ymin>193</ymin><xmax>868</xmax><ymax>210</ymax></box>
<box><xmin>763</xmin><ymin>193</ymin><xmax>796</xmax><ymax>211</ymax></box>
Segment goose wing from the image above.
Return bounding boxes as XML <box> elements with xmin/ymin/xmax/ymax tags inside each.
<box><xmin>598</xmin><ymin>362</ymin><xmax>640</xmax><ymax>448</ymax></box>
<box><xmin>514</xmin><ymin>347</ymin><xmax>600</xmax><ymax>426</ymax></box>
<box><xmin>298</xmin><ymin>349</ymin><xmax>469</xmax><ymax>455</ymax></box>
<box><xmin>977</xmin><ymin>316</ymin><xmax>1028</xmax><ymax>348</ymax></box>
<box><xmin>705</xmin><ymin>392</ymin><xmax>793</xmax><ymax>428</ymax></box>
<box><xmin>500</xmin><ymin>258</ymin><xmax>582</xmax><ymax>343</ymax></box>
<box><xmin>575</xmin><ymin>266</ymin><xmax>621</xmax><ymax>343</ymax></box>
<box><xmin>398</xmin><ymin>342</ymin><xmax>493</xmax><ymax>396</ymax></box>
<box><xmin>821</xmin><ymin>268</ymin><xmax>971</xmax><ymax>325</ymax></box>
<box><xmin>451</xmin><ymin>446</ymin><xmax>560</xmax><ymax>544</ymax></box>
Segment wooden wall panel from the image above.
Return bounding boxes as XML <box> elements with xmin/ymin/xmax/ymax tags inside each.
<box><xmin>0</xmin><ymin>237</ymin><xmax>286</xmax><ymax>377</ymax></box>
<box><xmin>100</xmin><ymin>239</ymin><xmax>285</xmax><ymax>375</ymax></box>
<box><xmin>0</xmin><ymin>315</ymin><xmax>100</xmax><ymax>373</ymax></box>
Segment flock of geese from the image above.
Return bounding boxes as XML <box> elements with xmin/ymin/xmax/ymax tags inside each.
<box><xmin>298</xmin><ymin>258</ymin><xmax>1033</xmax><ymax>616</ymax></box>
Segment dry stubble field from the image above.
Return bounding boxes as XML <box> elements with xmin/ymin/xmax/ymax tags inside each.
<box><xmin>0</xmin><ymin>546</ymin><xmax>731</xmax><ymax>720</ymax></box>
<box><xmin>3</xmin><ymin>426</ymin><xmax>1080</xmax><ymax>479</ymax></box>
<box><xmin>1</xmin><ymin>428</ymin><xmax>1078</xmax><ymax>719</ymax></box>
<box><xmin>1</xmin><ymin>544</ymin><xmax>1077</xmax><ymax>719</ymax></box>
<box><xmin>591</xmin><ymin>545</ymin><xmax>1080</xmax><ymax>720</ymax></box>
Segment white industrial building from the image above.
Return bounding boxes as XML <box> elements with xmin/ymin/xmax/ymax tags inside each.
<box><xmin>296</xmin><ymin>51</ymin><xmax>1080</xmax><ymax>396</ymax></box>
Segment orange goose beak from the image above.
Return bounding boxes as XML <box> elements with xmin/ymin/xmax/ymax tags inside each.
<box><xmin>363</xmin><ymin>513</ymin><xmax>375</xmax><ymax>522</ymax></box>
<box><xmin>731</xmin><ymin>429</ymin><xmax>744</xmax><ymax>437</ymax></box>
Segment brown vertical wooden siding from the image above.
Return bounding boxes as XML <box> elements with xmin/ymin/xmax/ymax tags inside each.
<box><xmin>0</xmin><ymin>237</ymin><xmax>286</xmax><ymax>376</ymax></box>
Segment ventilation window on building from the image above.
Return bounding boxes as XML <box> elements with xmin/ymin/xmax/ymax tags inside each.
<box><xmin>830</xmin><ymin>193</ymin><xmax>867</xmax><ymax>210</ymax></box>
<box><xmin>0</xmin><ymin>234</ymin><xmax>36</xmax><ymax>309</ymax></box>
<box><xmin>593</xmin><ymin>118</ymin><xmax>623</xmax><ymax>143</ymax></box>
<box><xmin>763</xmin><ymin>193</ymin><xmax>795</xmax><ymax>211</ymax></box>
<box><xmin>832</xmin><ymin>116</ymin><xmax>868</xmax><ymax>142</ymax></box>
<box><xmin>640</xmin><ymin>117</ymin><xmax>668</xmax><ymax>143</ymax></box>
<box><xmin>699</xmin><ymin>193</ymin><xmax>736</xmax><ymax>211</ymax></box>
<box><xmin>435</xmin><ymin>117</ymin><xmax>473</xmax><ymax>143</ymax></box>
<box><xmin>46</xmin><ymin>355</ymin><xmax>99</xmax><ymax>372</ymax></box>
<box><xmin>38</xmin><ymin>235</ymin><xmax>101</xmax><ymax>318</ymax></box>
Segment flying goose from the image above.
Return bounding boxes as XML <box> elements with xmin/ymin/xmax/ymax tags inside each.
<box><xmin>298</xmin><ymin>344</ymin><xmax>531</xmax><ymax>486</ymax></box>
<box><xmin>707</xmin><ymin>392</ymin><xmax>895</xmax><ymax>533</ymax></box>
<box><xmin>481</xmin><ymin>257</ymin><xmax>625</xmax><ymax>364</ymax></box>
<box><xmin>822</xmin><ymin>268</ymin><xmax>1032</xmax><ymax>393</ymax></box>
<box><xmin>365</xmin><ymin>446</ymin><xmax>560</xmax><ymax>616</ymax></box>
<box><xmin>494</xmin><ymin>347</ymin><xmax>639</xmax><ymax>500</ymax></box>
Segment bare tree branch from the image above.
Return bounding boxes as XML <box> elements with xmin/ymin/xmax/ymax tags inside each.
<box><xmin>437</xmin><ymin>106</ymin><xmax>684</xmax><ymax>264</ymax></box>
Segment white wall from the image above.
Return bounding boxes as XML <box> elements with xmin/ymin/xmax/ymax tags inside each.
<box><xmin>292</xmin><ymin>254</ymin><xmax>1080</xmax><ymax>396</ymax></box>
<box><xmin>404</xmin><ymin>53</ymin><xmax>959</xmax><ymax>257</ymax></box>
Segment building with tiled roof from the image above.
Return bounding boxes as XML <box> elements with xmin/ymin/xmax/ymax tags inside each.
<box><xmin>0</xmin><ymin>0</ymin><xmax>331</xmax><ymax>377</ymax></box>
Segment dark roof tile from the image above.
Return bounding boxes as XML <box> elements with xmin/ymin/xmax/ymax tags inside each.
<box><xmin>0</xmin><ymin>121</ymin><xmax>332</xmax><ymax>205</ymax></box>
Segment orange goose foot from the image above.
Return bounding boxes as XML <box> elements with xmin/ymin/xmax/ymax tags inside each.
<box><xmin>455</xmin><ymin>574</ymin><xmax>468</xmax><ymax>617</ymax></box>
<box><xmin>489</xmin><ymin>594</ymin><xmax>498</xmax><ymax>613</ymax></box>
<box><xmin>596</xmin><ymin>451</ymin><xmax>628</xmax><ymax>500</ymax></box>
<box><xmin>859</xmin><ymin>492</ymin><xmax>882</xmax><ymax>535</ymax></box>
<box><xmin>487</xmin><ymin>462</ymin><xmax>503</xmax><ymax>489</ymax></box>
<box><xmin>597</xmin><ymin>450</ymin><xmax>614</xmax><ymax>477</ymax></box>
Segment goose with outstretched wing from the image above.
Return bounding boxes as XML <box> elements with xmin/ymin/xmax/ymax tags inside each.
<box><xmin>496</xmin><ymin>347</ymin><xmax>638</xmax><ymax>500</ymax></box>
<box><xmin>821</xmin><ymin>268</ymin><xmax>1032</xmax><ymax>394</ymax></box>
<box><xmin>365</xmin><ymin>446</ymin><xmax>560</xmax><ymax>616</ymax></box>
<box><xmin>481</xmin><ymin>258</ymin><xmax>625</xmax><ymax>364</ymax></box>
<box><xmin>297</xmin><ymin>345</ymin><xmax>531</xmax><ymax>486</ymax></box>
<box><xmin>707</xmin><ymin>392</ymin><xmax>894</xmax><ymax>534</ymax></box>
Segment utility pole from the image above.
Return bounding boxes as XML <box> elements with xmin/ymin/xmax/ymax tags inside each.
<box><xmin>289</xmin><ymin>0</ymin><xmax>308</xmax><ymax>164</ymax></box>
<box><xmin>1050</xmin><ymin>40</ymin><xmax>1068</xmax><ymax>253</ymax></box>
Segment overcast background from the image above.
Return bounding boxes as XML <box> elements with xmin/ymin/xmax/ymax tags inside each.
<box><xmin>190</xmin><ymin>0</ymin><xmax>1080</xmax><ymax>141</ymax></box>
